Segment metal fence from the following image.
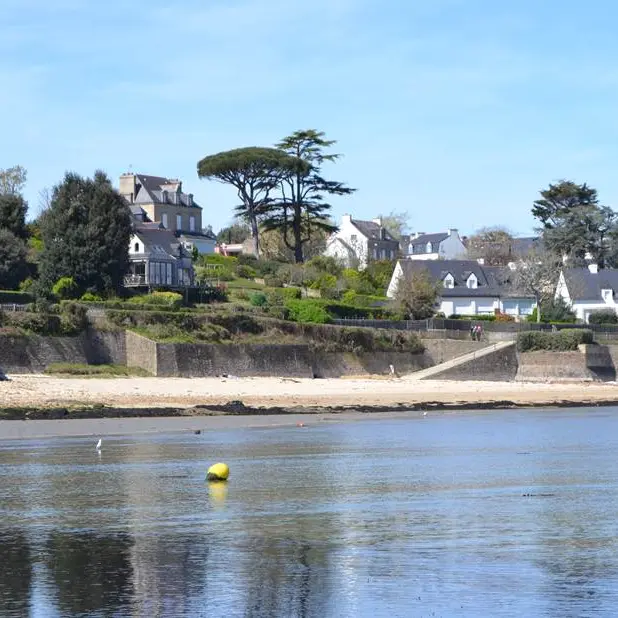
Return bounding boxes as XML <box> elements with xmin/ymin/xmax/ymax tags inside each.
<box><xmin>0</xmin><ymin>304</ymin><xmax>27</xmax><ymax>312</ymax></box>
<box><xmin>332</xmin><ymin>316</ymin><xmax>618</xmax><ymax>335</ymax></box>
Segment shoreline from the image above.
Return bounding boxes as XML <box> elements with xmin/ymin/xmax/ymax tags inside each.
<box><xmin>1</xmin><ymin>374</ymin><xmax>618</xmax><ymax>418</ymax></box>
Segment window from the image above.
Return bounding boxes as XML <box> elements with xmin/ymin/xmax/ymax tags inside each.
<box><xmin>176</xmin><ymin>214</ymin><xmax>182</xmax><ymax>230</ymax></box>
<box><xmin>350</xmin><ymin>234</ymin><xmax>357</xmax><ymax>243</ymax></box>
<box><xmin>444</xmin><ymin>274</ymin><xmax>454</xmax><ymax>289</ymax></box>
<box><xmin>134</xmin><ymin>242</ymin><xmax>139</xmax><ymax>253</ymax></box>
<box><xmin>466</xmin><ymin>274</ymin><xmax>478</xmax><ymax>289</ymax></box>
<box><xmin>426</xmin><ymin>242</ymin><xmax>432</xmax><ymax>253</ymax></box>
<box><xmin>602</xmin><ymin>289</ymin><xmax>613</xmax><ymax>303</ymax></box>
<box><xmin>161</xmin><ymin>213</ymin><xmax>168</xmax><ymax>228</ymax></box>
<box><xmin>189</xmin><ymin>216</ymin><xmax>195</xmax><ymax>232</ymax></box>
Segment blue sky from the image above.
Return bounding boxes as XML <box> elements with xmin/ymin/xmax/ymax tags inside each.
<box><xmin>2</xmin><ymin>0</ymin><xmax>618</xmax><ymax>237</ymax></box>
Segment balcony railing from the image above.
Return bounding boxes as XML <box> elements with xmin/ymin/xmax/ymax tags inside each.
<box><xmin>124</xmin><ymin>274</ymin><xmax>147</xmax><ymax>287</ymax></box>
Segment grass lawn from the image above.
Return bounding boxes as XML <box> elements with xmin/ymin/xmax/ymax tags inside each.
<box><xmin>44</xmin><ymin>363</ymin><xmax>151</xmax><ymax>377</ymax></box>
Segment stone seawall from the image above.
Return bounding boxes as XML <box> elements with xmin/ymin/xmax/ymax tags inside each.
<box><xmin>0</xmin><ymin>330</ymin><xmax>126</xmax><ymax>373</ymax></box>
<box><xmin>126</xmin><ymin>331</ymin><xmax>157</xmax><ymax>376</ymax></box>
<box><xmin>516</xmin><ymin>351</ymin><xmax>594</xmax><ymax>382</ymax></box>
<box><xmin>424</xmin><ymin>343</ymin><xmax>518</xmax><ymax>382</ymax></box>
<box><xmin>155</xmin><ymin>343</ymin><xmax>427</xmax><ymax>378</ymax></box>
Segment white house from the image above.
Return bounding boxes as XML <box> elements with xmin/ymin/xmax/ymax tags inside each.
<box><xmin>324</xmin><ymin>215</ymin><xmax>400</xmax><ymax>268</ymax></box>
<box><xmin>403</xmin><ymin>230</ymin><xmax>467</xmax><ymax>260</ymax></box>
<box><xmin>387</xmin><ymin>259</ymin><xmax>536</xmax><ymax>317</ymax></box>
<box><xmin>555</xmin><ymin>263</ymin><xmax>618</xmax><ymax>322</ymax></box>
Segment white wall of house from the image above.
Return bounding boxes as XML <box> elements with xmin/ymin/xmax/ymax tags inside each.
<box><xmin>129</xmin><ymin>235</ymin><xmax>144</xmax><ymax>254</ymax></box>
<box><xmin>325</xmin><ymin>214</ymin><xmax>369</xmax><ymax>268</ymax></box>
<box><xmin>555</xmin><ymin>269</ymin><xmax>618</xmax><ymax>322</ymax></box>
<box><xmin>386</xmin><ymin>262</ymin><xmax>403</xmax><ymax>298</ymax></box>
<box><xmin>407</xmin><ymin>229</ymin><xmax>467</xmax><ymax>261</ymax></box>
<box><xmin>438</xmin><ymin>230</ymin><xmax>467</xmax><ymax>259</ymax></box>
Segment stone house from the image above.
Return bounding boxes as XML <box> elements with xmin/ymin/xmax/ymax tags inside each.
<box><xmin>119</xmin><ymin>173</ymin><xmax>215</xmax><ymax>255</ymax></box>
<box><xmin>324</xmin><ymin>215</ymin><xmax>400</xmax><ymax>268</ymax></box>
<box><xmin>387</xmin><ymin>259</ymin><xmax>536</xmax><ymax>317</ymax></box>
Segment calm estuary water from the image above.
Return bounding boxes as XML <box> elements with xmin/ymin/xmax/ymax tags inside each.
<box><xmin>2</xmin><ymin>408</ymin><xmax>618</xmax><ymax>617</ymax></box>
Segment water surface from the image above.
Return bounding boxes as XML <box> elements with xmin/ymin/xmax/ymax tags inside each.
<box><xmin>2</xmin><ymin>408</ymin><xmax>618</xmax><ymax>617</ymax></box>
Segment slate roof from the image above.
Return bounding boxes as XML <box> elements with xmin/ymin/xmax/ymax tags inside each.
<box><xmin>133</xmin><ymin>174</ymin><xmax>201</xmax><ymax>209</ymax></box>
<box><xmin>397</xmin><ymin>259</ymin><xmax>530</xmax><ymax>298</ymax></box>
<box><xmin>351</xmin><ymin>219</ymin><xmax>398</xmax><ymax>243</ymax></box>
<box><xmin>563</xmin><ymin>268</ymin><xmax>618</xmax><ymax>301</ymax></box>
<box><xmin>409</xmin><ymin>232</ymin><xmax>449</xmax><ymax>247</ymax></box>
<box><xmin>132</xmin><ymin>225</ymin><xmax>186</xmax><ymax>259</ymax></box>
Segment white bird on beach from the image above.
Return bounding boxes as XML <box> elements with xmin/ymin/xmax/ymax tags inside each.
<box><xmin>96</xmin><ymin>438</ymin><xmax>102</xmax><ymax>451</ymax></box>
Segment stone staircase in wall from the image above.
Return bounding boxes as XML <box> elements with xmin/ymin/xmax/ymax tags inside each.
<box><xmin>404</xmin><ymin>341</ymin><xmax>517</xmax><ymax>381</ymax></box>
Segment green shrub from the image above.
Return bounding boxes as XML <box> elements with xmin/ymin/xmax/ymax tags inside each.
<box><xmin>517</xmin><ymin>328</ymin><xmax>593</xmax><ymax>352</ymax></box>
<box><xmin>527</xmin><ymin>299</ymin><xmax>576</xmax><ymax>323</ymax></box>
<box><xmin>203</xmin><ymin>254</ymin><xmax>238</xmax><ymax>266</ymax></box>
<box><xmin>264</xmin><ymin>275</ymin><xmax>283</xmax><ymax>288</ymax></box>
<box><xmin>60</xmin><ymin>301</ymin><xmax>88</xmax><ymax>332</ymax></box>
<box><xmin>52</xmin><ymin>277</ymin><xmax>80</xmax><ymax>300</ymax></box>
<box><xmin>235</xmin><ymin>264</ymin><xmax>256</xmax><ymax>279</ymax></box>
<box><xmin>128</xmin><ymin>291</ymin><xmax>183</xmax><ymax>309</ymax></box>
<box><xmin>250</xmin><ymin>292</ymin><xmax>268</xmax><ymax>307</ymax></box>
<box><xmin>0</xmin><ymin>290</ymin><xmax>33</xmax><ymax>304</ymax></box>
<box><xmin>266</xmin><ymin>305</ymin><xmax>290</xmax><ymax>320</ymax></box>
<box><xmin>284</xmin><ymin>299</ymin><xmax>331</xmax><ymax>324</ymax></box>
<box><xmin>265</xmin><ymin>287</ymin><xmax>301</xmax><ymax>305</ymax></box>
<box><xmin>80</xmin><ymin>291</ymin><xmax>103</xmax><ymax>302</ymax></box>
<box><xmin>18</xmin><ymin>277</ymin><xmax>34</xmax><ymax>292</ymax></box>
<box><xmin>588</xmin><ymin>309</ymin><xmax>618</xmax><ymax>325</ymax></box>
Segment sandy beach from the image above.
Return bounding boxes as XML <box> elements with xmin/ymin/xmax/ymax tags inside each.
<box><xmin>2</xmin><ymin>374</ymin><xmax>618</xmax><ymax>410</ymax></box>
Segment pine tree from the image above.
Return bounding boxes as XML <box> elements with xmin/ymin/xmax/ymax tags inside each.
<box><xmin>39</xmin><ymin>171</ymin><xmax>132</xmax><ymax>294</ymax></box>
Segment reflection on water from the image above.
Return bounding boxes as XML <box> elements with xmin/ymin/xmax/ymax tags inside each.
<box><xmin>2</xmin><ymin>409</ymin><xmax>618</xmax><ymax>616</ymax></box>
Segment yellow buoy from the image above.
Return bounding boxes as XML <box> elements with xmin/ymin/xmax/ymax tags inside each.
<box><xmin>206</xmin><ymin>462</ymin><xmax>230</xmax><ymax>481</ymax></box>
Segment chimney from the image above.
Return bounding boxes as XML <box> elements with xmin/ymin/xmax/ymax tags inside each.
<box><xmin>342</xmin><ymin>214</ymin><xmax>352</xmax><ymax>224</ymax></box>
<box><xmin>187</xmin><ymin>193</ymin><xmax>193</xmax><ymax>206</ymax></box>
<box><xmin>119</xmin><ymin>173</ymin><xmax>137</xmax><ymax>204</ymax></box>
<box><xmin>588</xmin><ymin>263</ymin><xmax>598</xmax><ymax>274</ymax></box>
<box><xmin>448</xmin><ymin>228</ymin><xmax>458</xmax><ymax>236</ymax></box>
<box><xmin>372</xmin><ymin>216</ymin><xmax>383</xmax><ymax>226</ymax></box>
<box><xmin>414</xmin><ymin>232</ymin><xmax>425</xmax><ymax>239</ymax></box>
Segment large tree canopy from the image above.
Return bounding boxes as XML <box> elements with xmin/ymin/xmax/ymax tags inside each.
<box><xmin>197</xmin><ymin>147</ymin><xmax>297</xmax><ymax>257</ymax></box>
<box><xmin>532</xmin><ymin>180</ymin><xmax>616</xmax><ymax>267</ymax></box>
<box><xmin>0</xmin><ymin>229</ymin><xmax>28</xmax><ymax>290</ymax></box>
<box><xmin>0</xmin><ymin>193</ymin><xmax>28</xmax><ymax>239</ymax></box>
<box><xmin>0</xmin><ymin>165</ymin><xmax>27</xmax><ymax>196</ymax></box>
<box><xmin>38</xmin><ymin>171</ymin><xmax>132</xmax><ymax>294</ymax></box>
<box><xmin>466</xmin><ymin>227</ymin><xmax>515</xmax><ymax>266</ymax></box>
<box><xmin>262</xmin><ymin>129</ymin><xmax>355</xmax><ymax>264</ymax></box>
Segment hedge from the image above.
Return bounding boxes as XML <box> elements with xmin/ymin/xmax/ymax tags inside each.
<box><xmin>588</xmin><ymin>309</ymin><xmax>618</xmax><ymax>325</ymax></box>
<box><xmin>283</xmin><ymin>299</ymin><xmax>331</xmax><ymax>324</ymax></box>
<box><xmin>517</xmin><ymin>329</ymin><xmax>593</xmax><ymax>352</ymax></box>
<box><xmin>0</xmin><ymin>290</ymin><xmax>34</xmax><ymax>304</ymax></box>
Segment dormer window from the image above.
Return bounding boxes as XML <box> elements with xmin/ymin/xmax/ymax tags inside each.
<box><xmin>602</xmin><ymin>288</ymin><xmax>613</xmax><ymax>303</ymax></box>
<box><xmin>425</xmin><ymin>241</ymin><xmax>432</xmax><ymax>253</ymax></box>
<box><xmin>444</xmin><ymin>274</ymin><xmax>454</xmax><ymax>289</ymax></box>
<box><xmin>466</xmin><ymin>274</ymin><xmax>478</xmax><ymax>289</ymax></box>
